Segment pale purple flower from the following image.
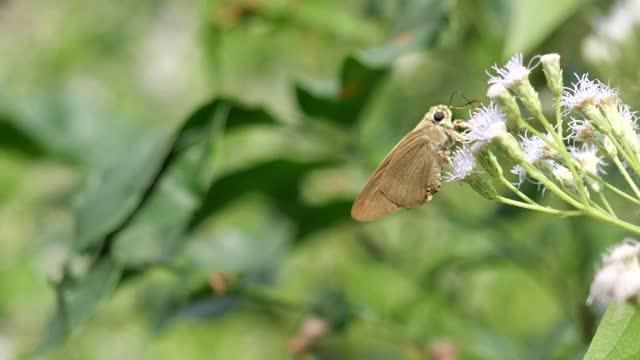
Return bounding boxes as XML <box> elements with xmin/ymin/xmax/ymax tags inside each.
<box><xmin>463</xmin><ymin>102</ymin><xmax>507</xmax><ymax>145</ymax></box>
<box><xmin>446</xmin><ymin>145</ymin><xmax>476</xmax><ymax>182</ymax></box>
<box><xmin>487</xmin><ymin>53</ymin><xmax>530</xmax><ymax>88</ymax></box>
<box><xmin>520</xmin><ymin>133</ymin><xmax>553</xmax><ymax>164</ymax></box>
<box><xmin>561</xmin><ymin>74</ymin><xmax>619</xmax><ymax>112</ymax></box>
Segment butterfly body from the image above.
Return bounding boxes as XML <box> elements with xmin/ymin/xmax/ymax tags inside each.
<box><xmin>351</xmin><ymin>105</ymin><xmax>459</xmax><ymax>222</ymax></box>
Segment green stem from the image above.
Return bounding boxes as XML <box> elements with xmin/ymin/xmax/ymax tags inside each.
<box><xmin>610</xmin><ymin>134</ymin><xmax>640</xmax><ymax>177</ymax></box>
<box><xmin>585</xmin><ymin>173</ymin><xmax>640</xmax><ymax>205</ymax></box>
<box><xmin>598</xmin><ymin>192</ymin><xmax>616</xmax><ymax>217</ymax></box>
<box><xmin>496</xmin><ymin>196</ymin><xmax>581</xmax><ymax>217</ymax></box>
<box><xmin>585</xmin><ymin>207</ymin><xmax>640</xmax><ymax>235</ymax></box>
<box><xmin>534</xmin><ymin>111</ymin><xmax>589</xmax><ymax>206</ymax></box>
<box><xmin>612</xmin><ymin>156</ymin><xmax>640</xmax><ymax>200</ymax></box>
<box><xmin>520</xmin><ymin>161</ymin><xmax>585</xmax><ymax>210</ymax></box>
<box><xmin>620</xmin><ymin>138</ymin><xmax>640</xmax><ymax>175</ymax></box>
<box><xmin>499</xmin><ymin>176</ymin><xmax>536</xmax><ymax>205</ymax></box>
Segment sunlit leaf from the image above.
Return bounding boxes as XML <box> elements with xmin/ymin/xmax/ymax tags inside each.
<box><xmin>294</xmin><ymin>0</ymin><xmax>449</xmax><ymax>127</ymax></box>
<box><xmin>504</xmin><ymin>0</ymin><xmax>586</xmax><ymax>56</ymax></box>
<box><xmin>188</xmin><ymin>160</ymin><xmax>332</xmax><ymax>229</ymax></box>
<box><xmin>73</xmin><ymin>98</ymin><xmax>278</xmax><ymax>252</ymax></box>
<box><xmin>295</xmin><ymin>56</ymin><xmax>387</xmax><ymax>127</ymax></box>
<box><xmin>585</xmin><ymin>302</ymin><xmax>640</xmax><ymax>360</ymax></box>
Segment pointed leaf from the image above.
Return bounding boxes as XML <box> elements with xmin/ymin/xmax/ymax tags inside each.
<box><xmin>73</xmin><ymin>98</ymin><xmax>278</xmax><ymax>252</ymax></box>
<box><xmin>585</xmin><ymin>302</ymin><xmax>640</xmax><ymax>360</ymax></box>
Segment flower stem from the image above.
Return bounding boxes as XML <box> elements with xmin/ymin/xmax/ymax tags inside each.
<box><xmin>598</xmin><ymin>192</ymin><xmax>616</xmax><ymax>217</ymax></box>
<box><xmin>610</xmin><ymin>134</ymin><xmax>640</xmax><ymax>177</ymax></box>
<box><xmin>584</xmin><ymin>207</ymin><xmax>640</xmax><ymax>235</ymax></box>
<box><xmin>520</xmin><ymin>161</ymin><xmax>584</xmax><ymax>210</ymax></box>
<box><xmin>612</xmin><ymin>156</ymin><xmax>640</xmax><ymax>200</ymax></box>
<box><xmin>534</xmin><ymin>111</ymin><xmax>589</xmax><ymax>206</ymax></box>
<box><xmin>499</xmin><ymin>176</ymin><xmax>536</xmax><ymax>205</ymax></box>
<box><xmin>496</xmin><ymin>196</ymin><xmax>581</xmax><ymax>216</ymax></box>
<box><xmin>585</xmin><ymin>173</ymin><xmax>640</xmax><ymax>205</ymax></box>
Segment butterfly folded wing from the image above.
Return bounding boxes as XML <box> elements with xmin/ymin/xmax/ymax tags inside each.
<box><xmin>352</xmin><ymin>127</ymin><xmax>447</xmax><ymax>221</ymax></box>
<box><xmin>350</xmin><ymin>161</ymin><xmax>400</xmax><ymax>221</ymax></box>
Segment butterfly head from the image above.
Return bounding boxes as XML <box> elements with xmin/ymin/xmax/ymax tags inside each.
<box><xmin>425</xmin><ymin>105</ymin><xmax>453</xmax><ymax>128</ymax></box>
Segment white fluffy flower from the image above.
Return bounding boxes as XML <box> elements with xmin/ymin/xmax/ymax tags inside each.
<box><xmin>569</xmin><ymin>144</ymin><xmax>607</xmax><ymax>175</ymax></box>
<box><xmin>520</xmin><ymin>133</ymin><xmax>553</xmax><ymax>164</ymax></box>
<box><xmin>510</xmin><ymin>165</ymin><xmax>528</xmax><ymax>187</ymax></box>
<box><xmin>561</xmin><ymin>74</ymin><xmax>619</xmax><ymax>112</ymax></box>
<box><xmin>446</xmin><ymin>145</ymin><xmax>476</xmax><ymax>182</ymax></box>
<box><xmin>486</xmin><ymin>83</ymin><xmax>508</xmax><ymax>99</ymax></box>
<box><xmin>509</xmin><ymin>133</ymin><xmax>554</xmax><ymax>186</ymax></box>
<box><xmin>551</xmin><ymin>163</ymin><xmax>574</xmax><ymax>186</ymax></box>
<box><xmin>567</xmin><ymin>118</ymin><xmax>596</xmax><ymax>143</ymax></box>
<box><xmin>605</xmin><ymin>240</ymin><xmax>640</xmax><ymax>265</ymax></box>
<box><xmin>463</xmin><ymin>103</ymin><xmax>507</xmax><ymax>145</ymax></box>
<box><xmin>487</xmin><ymin>53</ymin><xmax>531</xmax><ymax>88</ymax></box>
<box><xmin>588</xmin><ymin>239</ymin><xmax>640</xmax><ymax>309</ymax></box>
<box><xmin>618</xmin><ymin>103</ymin><xmax>639</xmax><ymax>130</ymax></box>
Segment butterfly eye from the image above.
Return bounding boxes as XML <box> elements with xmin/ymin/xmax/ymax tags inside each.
<box><xmin>433</xmin><ymin>111</ymin><xmax>445</xmax><ymax>122</ymax></box>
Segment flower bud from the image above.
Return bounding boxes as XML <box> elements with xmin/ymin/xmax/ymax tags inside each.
<box><xmin>512</xmin><ymin>79</ymin><xmax>543</xmax><ymax>116</ymax></box>
<box><xmin>473</xmin><ymin>147</ymin><xmax>503</xmax><ymax>179</ymax></box>
<box><xmin>600</xmin><ymin>101</ymin><xmax>624</xmax><ymax>137</ymax></box>
<box><xmin>592</xmin><ymin>133</ymin><xmax>617</xmax><ymax>158</ymax></box>
<box><xmin>487</xmin><ymin>83</ymin><xmax>522</xmax><ymax>130</ymax></box>
<box><xmin>494</xmin><ymin>133</ymin><xmax>525</xmax><ymax>164</ymax></box>
<box><xmin>541</xmin><ymin>54</ymin><xmax>563</xmax><ymax>97</ymax></box>
<box><xmin>581</xmin><ymin>103</ymin><xmax>611</xmax><ymax>134</ymax></box>
<box><xmin>465</xmin><ymin>173</ymin><xmax>497</xmax><ymax>200</ymax></box>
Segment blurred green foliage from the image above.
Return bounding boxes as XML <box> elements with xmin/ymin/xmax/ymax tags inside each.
<box><xmin>0</xmin><ymin>0</ymin><xmax>638</xmax><ymax>359</ymax></box>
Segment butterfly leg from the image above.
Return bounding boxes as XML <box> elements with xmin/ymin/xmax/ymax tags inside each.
<box><xmin>453</xmin><ymin>119</ymin><xmax>469</xmax><ymax>130</ymax></box>
<box><xmin>452</xmin><ymin>130</ymin><xmax>471</xmax><ymax>142</ymax></box>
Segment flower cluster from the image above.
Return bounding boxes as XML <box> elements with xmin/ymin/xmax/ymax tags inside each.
<box><xmin>444</xmin><ymin>52</ymin><xmax>640</xmax><ymax>309</ymax></box>
<box><xmin>588</xmin><ymin>239</ymin><xmax>640</xmax><ymax>309</ymax></box>
<box><xmin>446</xmin><ymin>52</ymin><xmax>640</xmax><ymax>235</ymax></box>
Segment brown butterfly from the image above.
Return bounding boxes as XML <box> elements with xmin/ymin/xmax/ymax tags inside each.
<box><xmin>351</xmin><ymin>105</ymin><xmax>464</xmax><ymax>221</ymax></box>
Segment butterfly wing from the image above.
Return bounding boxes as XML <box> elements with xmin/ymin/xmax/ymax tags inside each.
<box><xmin>351</xmin><ymin>126</ymin><xmax>449</xmax><ymax>221</ymax></box>
<box><xmin>350</xmin><ymin>159</ymin><xmax>400</xmax><ymax>222</ymax></box>
<box><xmin>379</xmin><ymin>127</ymin><xmax>449</xmax><ymax>208</ymax></box>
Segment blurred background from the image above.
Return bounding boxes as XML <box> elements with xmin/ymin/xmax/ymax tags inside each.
<box><xmin>1</xmin><ymin>0</ymin><xmax>640</xmax><ymax>359</ymax></box>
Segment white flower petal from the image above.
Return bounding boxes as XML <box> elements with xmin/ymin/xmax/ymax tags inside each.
<box><xmin>464</xmin><ymin>103</ymin><xmax>507</xmax><ymax>144</ymax></box>
<box><xmin>487</xmin><ymin>53</ymin><xmax>530</xmax><ymax>88</ymax></box>
<box><xmin>446</xmin><ymin>145</ymin><xmax>476</xmax><ymax>182</ymax></box>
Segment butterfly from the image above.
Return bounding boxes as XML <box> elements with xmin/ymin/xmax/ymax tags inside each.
<box><xmin>351</xmin><ymin>105</ymin><xmax>465</xmax><ymax>221</ymax></box>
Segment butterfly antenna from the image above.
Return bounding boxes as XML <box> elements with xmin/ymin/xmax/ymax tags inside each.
<box><xmin>448</xmin><ymin>91</ymin><xmax>482</xmax><ymax>109</ymax></box>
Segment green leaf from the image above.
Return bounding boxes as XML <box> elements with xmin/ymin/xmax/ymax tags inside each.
<box><xmin>73</xmin><ymin>98</ymin><xmax>278</xmax><ymax>252</ymax></box>
<box><xmin>359</xmin><ymin>0</ymin><xmax>449</xmax><ymax>66</ymax></box>
<box><xmin>186</xmin><ymin>159</ymin><xmax>343</xmax><ymax>237</ymax></box>
<box><xmin>295</xmin><ymin>56</ymin><xmax>388</xmax><ymax>127</ymax></box>
<box><xmin>73</xmin><ymin>131</ymin><xmax>172</xmax><ymax>252</ymax></box>
<box><xmin>504</xmin><ymin>0</ymin><xmax>586</xmax><ymax>56</ymax></box>
<box><xmin>585</xmin><ymin>302</ymin><xmax>640</xmax><ymax>360</ymax></box>
<box><xmin>34</xmin><ymin>258</ymin><xmax>123</xmax><ymax>354</ymax></box>
<box><xmin>0</xmin><ymin>114</ymin><xmax>45</xmax><ymax>157</ymax></box>
<box><xmin>294</xmin><ymin>0</ymin><xmax>449</xmax><ymax>127</ymax></box>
